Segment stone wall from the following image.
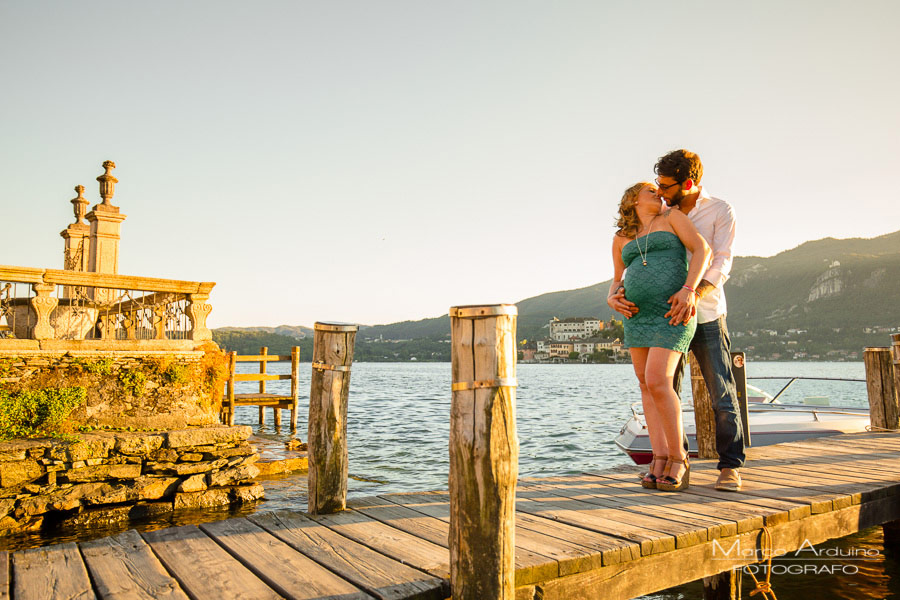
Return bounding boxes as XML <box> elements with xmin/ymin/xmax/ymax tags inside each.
<box><xmin>0</xmin><ymin>348</ymin><xmax>227</xmax><ymax>429</ymax></box>
<box><xmin>0</xmin><ymin>426</ymin><xmax>262</xmax><ymax>534</ymax></box>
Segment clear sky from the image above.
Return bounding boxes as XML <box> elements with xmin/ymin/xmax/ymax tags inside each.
<box><xmin>2</xmin><ymin>1</ymin><xmax>898</xmax><ymax>328</ymax></box>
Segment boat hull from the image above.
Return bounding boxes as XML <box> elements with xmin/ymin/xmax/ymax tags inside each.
<box><xmin>614</xmin><ymin>404</ymin><xmax>870</xmax><ymax>464</ymax></box>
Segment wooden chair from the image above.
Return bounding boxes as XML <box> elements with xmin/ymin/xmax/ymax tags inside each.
<box><xmin>221</xmin><ymin>346</ymin><xmax>301</xmax><ymax>430</ymax></box>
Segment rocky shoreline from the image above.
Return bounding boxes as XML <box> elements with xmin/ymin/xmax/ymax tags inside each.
<box><xmin>0</xmin><ymin>425</ymin><xmax>264</xmax><ymax>534</ymax></box>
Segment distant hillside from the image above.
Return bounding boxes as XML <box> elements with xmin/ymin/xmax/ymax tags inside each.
<box><xmin>216</xmin><ymin>230</ymin><xmax>900</xmax><ymax>355</ymax></box>
<box><xmin>214</xmin><ymin>324</ymin><xmax>313</xmax><ymax>339</ymax></box>
<box><xmin>726</xmin><ymin>231</ymin><xmax>900</xmax><ymax>332</ymax></box>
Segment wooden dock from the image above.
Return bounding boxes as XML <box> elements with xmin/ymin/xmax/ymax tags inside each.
<box><xmin>5</xmin><ymin>431</ymin><xmax>900</xmax><ymax>600</ymax></box>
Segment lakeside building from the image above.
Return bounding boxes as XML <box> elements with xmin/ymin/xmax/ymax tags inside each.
<box><xmin>549</xmin><ymin>317</ymin><xmax>604</xmax><ymax>341</ymax></box>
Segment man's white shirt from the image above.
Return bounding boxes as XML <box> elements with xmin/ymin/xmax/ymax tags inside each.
<box><xmin>685</xmin><ymin>186</ymin><xmax>735</xmax><ymax>324</ymax></box>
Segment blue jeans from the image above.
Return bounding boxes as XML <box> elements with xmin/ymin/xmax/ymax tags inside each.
<box><xmin>674</xmin><ymin>316</ymin><xmax>745</xmax><ymax>470</ymax></box>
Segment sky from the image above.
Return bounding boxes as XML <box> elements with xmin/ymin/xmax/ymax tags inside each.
<box><xmin>2</xmin><ymin>1</ymin><xmax>898</xmax><ymax>328</ymax></box>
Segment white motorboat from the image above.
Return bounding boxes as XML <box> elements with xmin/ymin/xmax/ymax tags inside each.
<box><xmin>614</xmin><ymin>378</ymin><xmax>871</xmax><ymax>465</ymax></box>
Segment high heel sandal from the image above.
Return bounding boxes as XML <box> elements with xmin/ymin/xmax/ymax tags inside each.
<box><xmin>656</xmin><ymin>456</ymin><xmax>690</xmax><ymax>492</ymax></box>
<box><xmin>640</xmin><ymin>455</ymin><xmax>668</xmax><ymax>489</ymax></box>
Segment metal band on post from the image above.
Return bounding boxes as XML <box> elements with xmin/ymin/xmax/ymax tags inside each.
<box><xmin>312</xmin><ymin>362</ymin><xmax>351</xmax><ymax>373</ymax></box>
<box><xmin>451</xmin><ymin>378</ymin><xmax>517</xmax><ymax>392</ymax></box>
<box><xmin>449</xmin><ymin>305</ymin><xmax>518</xmax><ymax>319</ymax></box>
<box><xmin>314</xmin><ymin>322</ymin><xmax>359</xmax><ymax>333</ymax></box>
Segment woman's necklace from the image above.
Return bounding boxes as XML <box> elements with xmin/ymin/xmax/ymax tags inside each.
<box><xmin>635</xmin><ymin>215</ymin><xmax>657</xmax><ymax>266</ymax></box>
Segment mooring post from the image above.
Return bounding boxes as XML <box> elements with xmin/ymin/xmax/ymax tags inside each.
<box><xmin>258</xmin><ymin>346</ymin><xmax>268</xmax><ymax>426</ymax></box>
<box><xmin>449</xmin><ymin>304</ymin><xmax>518</xmax><ymax>600</ymax></box>
<box><xmin>689</xmin><ymin>352</ymin><xmax>717</xmax><ymax>459</ymax></box>
<box><xmin>875</xmin><ymin>333</ymin><xmax>900</xmax><ymax>551</ymax></box>
<box><xmin>893</xmin><ymin>333</ymin><xmax>900</xmax><ymax>423</ymax></box>
<box><xmin>225</xmin><ymin>351</ymin><xmax>236</xmax><ymax>425</ymax></box>
<box><xmin>864</xmin><ymin>346</ymin><xmax>899</xmax><ymax>430</ymax></box>
<box><xmin>307</xmin><ymin>321</ymin><xmax>357</xmax><ymax>515</ymax></box>
<box><xmin>290</xmin><ymin>345</ymin><xmax>300</xmax><ymax>431</ymax></box>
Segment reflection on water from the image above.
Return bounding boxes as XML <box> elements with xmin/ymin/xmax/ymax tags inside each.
<box><xmin>2</xmin><ymin>362</ymin><xmax>886</xmax><ymax>599</ymax></box>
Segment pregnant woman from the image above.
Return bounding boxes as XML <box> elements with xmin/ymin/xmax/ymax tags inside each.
<box><xmin>607</xmin><ymin>182</ymin><xmax>710</xmax><ymax>491</ymax></box>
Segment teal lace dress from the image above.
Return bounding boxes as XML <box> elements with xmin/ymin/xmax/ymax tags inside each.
<box><xmin>622</xmin><ymin>231</ymin><xmax>696</xmax><ymax>352</ymax></box>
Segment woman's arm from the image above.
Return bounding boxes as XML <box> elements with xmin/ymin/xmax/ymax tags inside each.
<box><xmin>666</xmin><ymin>210</ymin><xmax>712</xmax><ymax>325</ymax></box>
<box><xmin>607</xmin><ymin>234</ymin><xmax>637</xmax><ymax>317</ymax></box>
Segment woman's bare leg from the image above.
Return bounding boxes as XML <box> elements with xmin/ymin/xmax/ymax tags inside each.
<box><xmin>644</xmin><ymin>347</ymin><xmax>688</xmax><ymax>481</ymax></box>
<box><xmin>631</xmin><ymin>348</ymin><xmax>667</xmax><ymax>477</ymax></box>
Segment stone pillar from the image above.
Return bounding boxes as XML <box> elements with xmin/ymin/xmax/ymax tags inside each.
<box><xmin>60</xmin><ymin>185</ymin><xmax>92</xmax><ymax>299</ymax></box>
<box><xmin>86</xmin><ymin>161</ymin><xmax>126</xmax><ymax>303</ymax></box>
<box><xmin>30</xmin><ymin>283</ymin><xmax>59</xmax><ymax>340</ymax></box>
<box><xmin>187</xmin><ymin>294</ymin><xmax>212</xmax><ymax>341</ymax></box>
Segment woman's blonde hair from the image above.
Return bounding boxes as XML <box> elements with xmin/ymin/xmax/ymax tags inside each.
<box><xmin>615</xmin><ymin>182</ymin><xmax>652</xmax><ymax>239</ymax></box>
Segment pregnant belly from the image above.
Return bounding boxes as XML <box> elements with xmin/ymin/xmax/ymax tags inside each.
<box><xmin>623</xmin><ymin>261</ymin><xmax>685</xmax><ymax>307</ymax></box>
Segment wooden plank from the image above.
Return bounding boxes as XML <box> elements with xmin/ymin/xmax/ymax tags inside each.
<box><xmin>516</xmin><ymin>483</ymin><xmax>710</xmax><ymax>549</ymax></box>
<box><xmin>518</xmin><ymin>476</ymin><xmax>736</xmax><ymax>540</ymax></box>
<box><xmin>380</xmin><ymin>492</ymin><xmax>608</xmax><ymax>580</ymax></box>
<box><xmin>562</xmin><ymin>473</ymin><xmax>761</xmax><ymax>535</ymax></box>
<box><xmin>234</xmin><ymin>373</ymin><xmax>290</xmax><ymax>382</ymax></box>
<box><xmin>756</xmin><ymin>445</ymin><xmax>900</xmax><ymax>478</ymax></box>
<box><xmin>310</xmin><ymin>505</ymin><xmax>450</xmax><ymax>579</ymax></box>
<box><xmin>513</xmin><ymin>511</ymin><xmax>641</xmax><ymax>566</ymax></box>
<box><xmin>347</xmin><ymin>496</ymin><xmax>453</xmax><ymax>548</ymax></box>
<box><xmin>200</xmin><ymin>517</ymin><xmax>372</xmax><ymax>600</ymax></box>
<box><xmin>728</xmin><ymin>465</ymin><xmax>858</xmax><ymax>511</ymax></box>
<box><xmin>235</xmin><ymin>355</ymin><xmax>292</xmax><ymax>362</ymax></box>
<box><xmin>12</xmin><ymin>542</ymin><xmax>96</xmax><ymax>600</ymax></box>
<box><xmin>519</xmin><ymin>493</ymin><xmax>900</xmax><ymax>600</ymax></box>
<box><xmin>249</xmin><ymin>510</ymin><xmax>446</xmax><ymax>600</ymax></box>
<box><xmin>583</xmin><ymin>468</ymin><xmax>811</xmax><ymax>524</ymax></box>
<box><xmin>80</xmin><ymin>529</ymin><xmax>189</xmax><ymax>600</ymax></box>
<box><xmin>142</xmin><ymin>525</ymin><xmax>281</xmax><ymax>600</ymax></box>
<box><xmin>687</xmin><ymin>466</ymin><xmax>848</xmax><ymax>513</ymax></box>
<box><xmin>512</xmin><ymin>492</ymin><xmax>678</xmax><ymax>556</ymax></box>
<box><xmin>0</xmin><ymin>552</ymin><xmax>8</xmax><ymax>600</ymax></box>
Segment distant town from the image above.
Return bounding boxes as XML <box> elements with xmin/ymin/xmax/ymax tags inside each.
<box><xmin>517</xmin><ymin>318</ymin><xmax>899</xmax><ymax>363</ymax></box>
<box><xmin>520</xmin><ymin>317</ymin><xmax>625</xmax><ymax>363</ymax></box>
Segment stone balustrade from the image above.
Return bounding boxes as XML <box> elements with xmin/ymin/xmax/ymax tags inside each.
<box><xmin>0</xmin><ymin>265</ymin><xmax>214</xmax><ymax>349</ymax></box>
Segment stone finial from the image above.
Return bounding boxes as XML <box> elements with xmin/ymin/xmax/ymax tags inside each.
<box><xmin>96</xmin><ymin>160</ymin><xmax>118</xmax><ymax>206</ymax></box>
<box><xmin>70</xmin><ymin>185</ymin><xmax>89</xmax><ymax>224</ymax></box>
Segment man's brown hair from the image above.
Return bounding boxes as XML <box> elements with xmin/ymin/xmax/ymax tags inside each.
<box><xmin>654</xmin><ymin>149</ymin><xmax>703</xmax><ymax>184</ymax></box>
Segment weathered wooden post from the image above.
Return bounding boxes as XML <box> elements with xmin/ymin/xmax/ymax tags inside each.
<box><xmin>893</xmin><ymin>333</ymin><xmax>900</xmax><ymax>423</ymax></box>
<box><xmin>449</xmin><ymin>304</ymin><xmax>518</xmax><ymax>600</ymax></box>
<box><xmin>224</xmin><ymin>351</ymin><xmax>236</xmax><ymax>425</ymax></box>
<box><xmin>689</xmin><ymin>352</ymin><xmax>717</xmax><ymax>459</ymax></box>
<box><xmin>290</xmin><ymin>345</ymin><xmax>301</xmax><ymax>430</ymax></box>
<box><xmin>307</xmin><ymin>322</ymin><xmax>357</xmax><ymax>515</ymax></box>
<box><xmin>866</xmin><ymin>335</ymin><xmax>900</xmax><ymax>549</ymax></box>
<box><xmin>690</xmin><ymin>352</ymin><xmax>749</xmax><ymax>459</ymax></box>
<box><xmin>258</xmin><ymin>346</ymin><xmax>268</xmax><ymax>426</ymax></box>
<box><xmin>864</xmin><ymin>346</ymin><xmax>899</xmax><ymax>430</ymax></box>
<box><xmin>702</xmin><ymin>569</ymin><xmax>742</xmax><ymax>600</ymax></box>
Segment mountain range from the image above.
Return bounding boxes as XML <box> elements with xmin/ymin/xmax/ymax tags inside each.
<box><xmin>215</xmin><ymin>230</ymin><xmax>900</xmax><ymax>348</ymax></box>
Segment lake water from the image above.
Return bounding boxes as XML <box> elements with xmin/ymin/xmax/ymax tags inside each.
<box><xmin>243</xmin><ymin>360</ymin><xmax>900</xmax><ymax>600</ymax></box>
<box><xmin>6</xmin><ymin>361</ymin><xmax>896</xmax><ymax>599</ymax></box>
<box><xmin>247</xmin><ymin>360</ymin><xmax>868</xmax><ymax>504</ymax></box>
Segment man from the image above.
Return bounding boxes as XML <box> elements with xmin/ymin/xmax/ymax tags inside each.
<box><xmin>609</xmin><ymin>149</ymin><xmax>744</xmax><ymax>491</ymax></box>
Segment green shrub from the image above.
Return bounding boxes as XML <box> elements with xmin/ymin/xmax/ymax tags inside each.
<box><xmin>71</xmin><ymin>357</ymin><xmax>114</xmax><ymax>375</ymax></box>
<box><xmin>0</xmin><ymin>387</ymin><xmax>86</xmax><ymax>440</ymax></box>
<box><xmin>118</xmin><ymin>370</ymin><xmax>147</xmax><ymax>397</ymax></box>
<box><xmin>163</xmin><ymin>363</ymin><xmax>189</xmax><ymax>385</ymax></box>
